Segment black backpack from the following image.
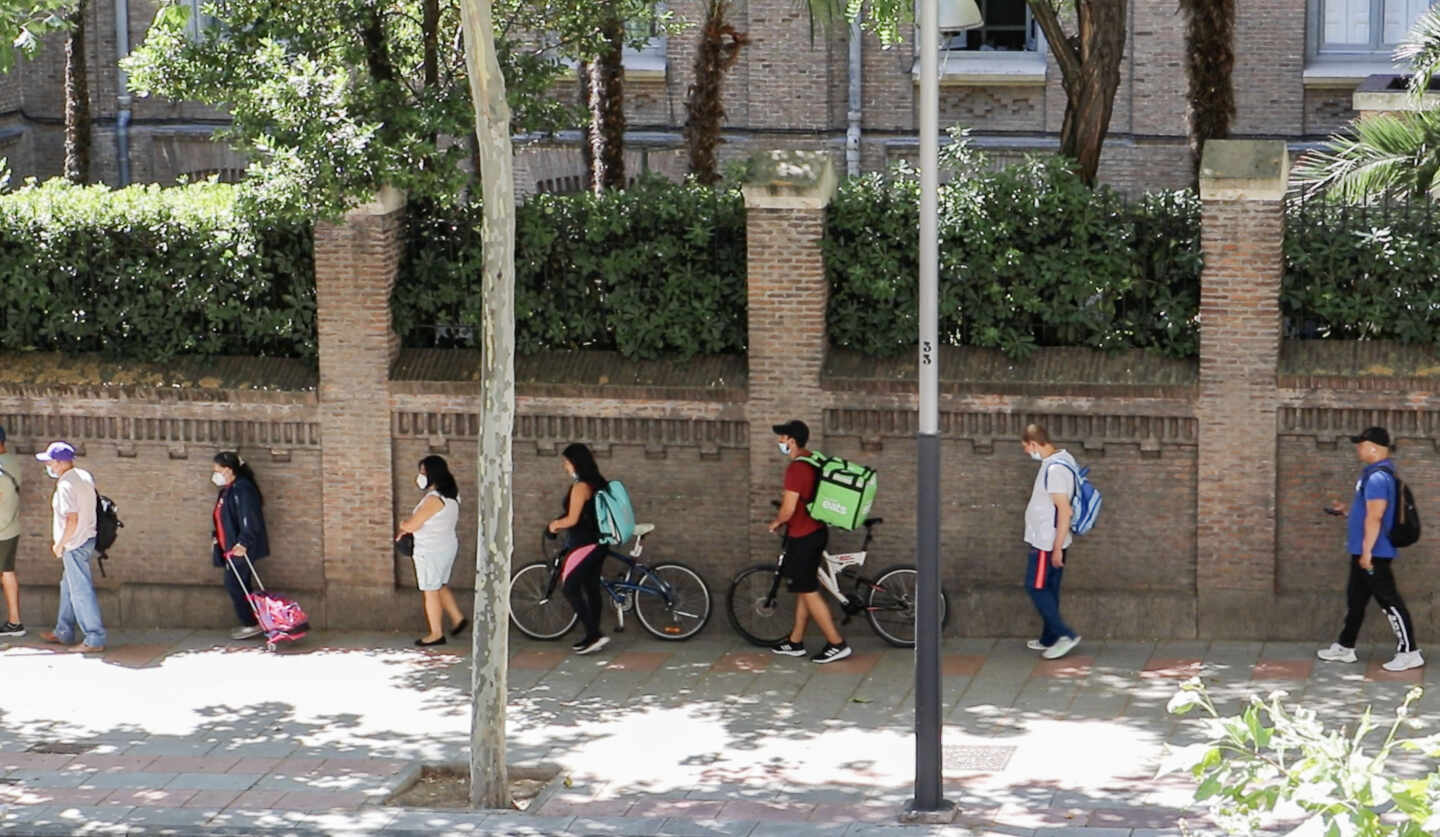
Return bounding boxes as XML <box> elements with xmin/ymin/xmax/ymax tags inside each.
<box><xmin>94</xmin><ymin>493</ymin><xmax>122</xmax><ymax>572</ymax></box>
<box><xmin>1378</xmin><ymin>466</ymin><xmax>1421</xmax><ymax>548</ymax></box>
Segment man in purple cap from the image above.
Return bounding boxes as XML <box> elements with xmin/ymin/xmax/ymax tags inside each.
<box><xmin>35</xmin><ymin>441</ymin><xmax>106</xmax><ymax>653</ymax></box>
<box><xmin>1316</xmin><ymin>427</ymin><xmax>1421</xmax><ymax>672</ymax></box>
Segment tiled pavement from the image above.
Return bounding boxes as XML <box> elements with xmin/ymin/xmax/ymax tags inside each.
<box><xmin>2</xmin><ymin>627</ymin><xmax>1437</xmax><ymax>836</ymax></box>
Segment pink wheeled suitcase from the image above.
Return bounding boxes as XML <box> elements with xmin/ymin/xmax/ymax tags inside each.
<box><xmin>225</xmin><ymin>551</ymin><xmax>310</xmax><ymax>651</ymax></box>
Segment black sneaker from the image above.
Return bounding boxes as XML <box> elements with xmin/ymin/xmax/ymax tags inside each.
<box><xmin>0</xmin><ymin>622</ymin><xmax>24</xmax><ymax>637</ymax></box>
<box><xmin>812</xmin><ymin>642</ymin><xmax>853</xmax><ymax>664</ymax></box>
<box><xmin>771</xmin><ymin>639</ymin><xmax>806</xmax><ymax>657</ymax></box>
<box><xmin>571</xmin><ymin>638</ymin><xmax>590</xmax><ymax>651</ymax></box>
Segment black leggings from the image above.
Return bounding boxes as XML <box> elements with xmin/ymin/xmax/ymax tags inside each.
<box><xmin>562</xmin><ymin>547</ymin><xmax>607</xmax><ymax>641</ymax></box>
<box><xmin>1338</xmin><ymin>555</ymin><xmax>1417</xmax><ymax>653</ymax></box>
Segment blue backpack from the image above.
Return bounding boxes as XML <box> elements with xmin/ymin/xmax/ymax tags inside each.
<box><xmin>1047</xmin><ymin>461</ymin><xmax>1102</xmax><ymax>535</ymax></box>
<box><xmin>593</xmin><ymin>480</ymin><xmax>636</xmax><ymax>546</ymax></box>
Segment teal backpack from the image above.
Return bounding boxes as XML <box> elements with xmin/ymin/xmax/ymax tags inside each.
<box><xmin>801</xmin><ymin>453</ymin><xmax>878</xmax><ymax>530</ymax></box>
<box><xmin>594</xmin><ymin>480</ymin><xmax>636</xmax><ymax>545</ymax></box>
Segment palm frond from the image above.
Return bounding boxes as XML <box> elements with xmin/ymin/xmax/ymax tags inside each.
<box><xmin>1292</xmin><ymin>110</ymin><xmax>1440</xmax><ymax>202</ymax></box>
<box><xmin>1395</xmin><ymin>6</ymin><xmax>1440</xmax><ymax>98</ymax></box>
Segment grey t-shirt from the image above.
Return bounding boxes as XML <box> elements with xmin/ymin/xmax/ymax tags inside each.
<box><xmin>0</xmin><ymin>451</ymin><xmax>21</xmax><ymax>542</ymax></box>
<box><xmin>1023</xmin><ymin>450</ymin><xmax>1077</xmax><ymax>552</ymax></box>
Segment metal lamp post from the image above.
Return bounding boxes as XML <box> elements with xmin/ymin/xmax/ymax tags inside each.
<box><xmin>910</xmin><ymin>0</ymin><xmax>982</xmax><ymax>818</ymax></box>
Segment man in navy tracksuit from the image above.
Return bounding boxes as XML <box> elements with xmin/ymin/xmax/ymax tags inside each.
<box><xmin>1316</xmin><ymin>427</ymin><xmax>1423</xmax><ymax>672</ymax></box>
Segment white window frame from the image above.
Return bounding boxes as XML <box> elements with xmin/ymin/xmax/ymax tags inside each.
<box><xmin>622</xmin><ymin>4</ymin><xmax>667</xmax><ymax>80</ymax></box>
<box><xmin>912</xmin><ymin>0</ymin><xmax>1047</xmax><ymax>87</ymax></box>
<box><xmin>1309</xmin><ymin>0</ymin><xmax>1437</xmax><ymax>58</ymax></box>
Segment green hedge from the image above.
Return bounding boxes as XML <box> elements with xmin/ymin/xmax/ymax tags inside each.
<box><xmin>394</xmin><ymin>177</ymin><xmax>747</xmax><ymax>359</ymax></box>
<box><xmin>0</xmin><ymin>179</ymin><xmax>315</xmax><ymax>361</ymax></box>
<box><xmin>824</xmin><ymin>155</ymin><xmax>1204</xmax><ymax>359</ymax></box>
<box><xmin>1283</xmin><ymin>200</ymin><xmax>1440</xmax><ymax>342</ymax></box>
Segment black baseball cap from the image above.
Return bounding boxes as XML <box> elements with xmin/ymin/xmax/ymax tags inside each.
<box><xmin>772</xmin><ymin>419</ymin><xmax>810</xmax><ymax>447</ymax></box>
<box><xmin>1350</xmin><ymin>427</ymin><xmax>1392</xmax><ymax>447</ymax></box>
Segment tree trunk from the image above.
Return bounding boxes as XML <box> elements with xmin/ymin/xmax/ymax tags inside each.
<box><xmin>685</xmin><ymin>0</ymin><xmax>748</xmax><ymax>185</ymax></box>
<box><xmin>458</xmin><ymin>0</ymin><xmax>515</xmax><ymax>811</ymax></box>
<box><xmin>63</xmin><ymin>0</ymin><xmax>89</xmax><ymax>185</ymax></box>
<box><xmin>1179</xmin><ymin>0</ymin><xmax>1235</xmax><ymax>179</ymax></box>
<box><xmin>578</xmin><ymin>62</ymin><xmax>594</xmax><ymax>191</ymax></box>
<box><xmin>1027</xmin><ymin>0</ymin><xmax>1126</xmax><ymax>186</ymax></box>
<box><xmin>587</xmin><ymin>11</ymin><xmax>626</xmax><ymax>193</ymax></box>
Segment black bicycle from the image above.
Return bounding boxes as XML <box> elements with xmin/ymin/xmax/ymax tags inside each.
<box><xmin>508</xmin><ymin>524</ymin><xmax>712</xmax><ymax>641</ymax></box>
<box><xmin>725</xmin><ymin>515</ymin><xmax>950</xmax><ymax>648</ymax></box>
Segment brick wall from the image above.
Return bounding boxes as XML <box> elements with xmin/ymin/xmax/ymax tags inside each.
<box><xmin>313</xmin><ymin>191</ymin><xmax>404</xmax><ymax>624</ymax></box>
<box><xmin>0</xmin><ymin>0</ymin><xmax>1373</xmax><ymax>195</ymax></box>
<box><xmin>7</xmin><ymin>150</ymin><xmax>1440</xmax><ymax>644</ymax></box>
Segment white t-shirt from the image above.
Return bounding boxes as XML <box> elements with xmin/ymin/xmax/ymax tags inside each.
<box><xmin>1023</xmin><ymin>451</ymin><xmax>1077</xmax><ymax>552</ymax></box>
<box><xmin>52</xmin><ymin>467</ymin><xmax>98</xmax><ymax>550</ymax></box>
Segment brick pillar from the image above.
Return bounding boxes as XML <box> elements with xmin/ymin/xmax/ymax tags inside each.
<box><xmin>1195</xmin><ymin>141</ymin><xmax>1288</xmax><ymax>637</ymax></box>
<box><xmin>314</xmin><ymin>187</ymin><xmax>405</xmax><ymax>623</ymax></box>
<box><xmin>742</xmin><ymin>151</ymin><xmax>838</xmax><ymax>562</ymax></box>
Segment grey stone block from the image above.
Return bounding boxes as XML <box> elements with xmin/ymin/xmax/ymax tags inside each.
<box><xmin>163</xmin><ymin>773</ymin><xmax>261</xmax><ymax>791</ymax></box>
<box><xmin>657</xmin><ymin>819</ymin><xmax>758</xmax><ymax>837</ymax></box>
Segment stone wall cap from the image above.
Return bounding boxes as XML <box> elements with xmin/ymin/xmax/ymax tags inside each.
<box><xmin>1352</xmin><ymin>73</ymin><xmax>1440</xmax><ymax>113</ymax></box>
<box><xmin>347</xmin><ymin>186</ymin><xmax>407</xmax><ymax>218</ymax></box>
<box><xmin>741</xmin><ymin>150</ymin><xmax>838</xmax><ymax>209</ymax></box>
<box><xmin>1199</xmin><ymin>140</ymin><xmax>1289</xmax><ymax>201</ymax></box>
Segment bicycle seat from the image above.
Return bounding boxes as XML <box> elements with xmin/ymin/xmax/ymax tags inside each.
<box><xmin>633</xmin><ymin>523</ymin><xmax>656</xmax><ymax>538</ymax></box>
<box><xmin>864</xmin><ymin>517</ymin><xmax>884</xmax><ymax>527</ymax></box>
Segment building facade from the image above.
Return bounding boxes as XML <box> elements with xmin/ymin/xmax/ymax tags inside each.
<box><xmin>0</xmin><ymin>0</ymin><xmax>1431</xmax><ymax>194</ymax></box>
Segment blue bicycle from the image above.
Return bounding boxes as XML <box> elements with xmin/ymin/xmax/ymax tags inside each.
<box><xmin>508</xmin><ymin>525</ymin><xmax>712</xmax><ymax>641</ymax></box>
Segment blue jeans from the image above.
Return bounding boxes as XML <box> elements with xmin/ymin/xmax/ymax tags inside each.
<box><xmin>1025</xmin><ymin>547</ymin><xmax>1075</xmax><ymax>646</ymax></box>
<box><xmin>54</xmin><ymin>538</ymin><xmax>106</xmax><ymax>648</ymax></box>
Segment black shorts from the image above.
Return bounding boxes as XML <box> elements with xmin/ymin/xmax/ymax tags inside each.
<box><xmin>783</xmin><ymin>527</ymin><xmax>828</xmax><ymax>593</ymax></box>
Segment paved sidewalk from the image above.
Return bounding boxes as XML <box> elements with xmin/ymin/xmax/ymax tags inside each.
<box><xmin>2</xmin><ymin>627</ymin><xmax>1437</xmax><ymax>836</ymax></box>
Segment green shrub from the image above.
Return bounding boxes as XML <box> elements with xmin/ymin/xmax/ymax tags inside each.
<box><xmin>393</xmin><ymin>177</ymin><xmax>747</xmax><ymax>360</ymax></box>
<box><xmin>1284</xmin><ymin>199</ymin><xmax>1440</xmax><ymax>342</ymax></box>
<box><xmin>0</xmin><ymin>179</ymin><xmax>315</xmax><ymax>361</ymax></box>
<box><xmin>824</xmin><ymin>152</ymin><xmax>1203</xmax><ymax>359</ymax></box>
<box><xmin>1166</xmin><ymin>678</ymin><xmax>1440</xmax><ymax>836</ymax></box>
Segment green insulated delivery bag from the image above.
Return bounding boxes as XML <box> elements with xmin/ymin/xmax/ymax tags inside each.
<box><xmin>801</xmin><ymin>453</ymin><xmax>878</xmax><ymax>530</ymax></box>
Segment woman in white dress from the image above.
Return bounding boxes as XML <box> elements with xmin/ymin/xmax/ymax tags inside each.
<box><xmin>397</xmin><ymin>455</ymin><xmax>467</xmax><ymax>646</ymax></box>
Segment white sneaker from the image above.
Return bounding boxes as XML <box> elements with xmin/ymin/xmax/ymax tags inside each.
<box><xmin>1316</xmin><ymin>643</ymin><xmax>1357</xmax><ymax>663</ymax></box>
<box><xmin>1026</xmin><ymin>639</ymin><xmax>1051</xmax><ymax>652</ymax></box>
<box><xmin>230</xmin><ymin>625</ymin><xmax>264</xmax><ymax>640</ymax></box>
<box><xmin>576</xmin><ymin>635</ymin><xmax>610</xmax><ymax>655</ymax></box>
<box><xmin>1042</xmin><ymin>635</ymin><xmax>1080</xmax><ymax>660</ymax></box>
<box><xmin>1383</xmin><ymin>650</ymin><xmax>1425</xmax><ymax>672</ymax></box>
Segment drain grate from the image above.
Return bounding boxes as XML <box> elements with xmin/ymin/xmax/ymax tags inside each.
<box><xmin>25</xmin><ymin>742</ymin><xmax>93</xmax><ymax>755</ymax></box>
<box><xmin>942</xmin><ymin>744</ymin><xmax>1017</xmax><ymax>771</ymax></box>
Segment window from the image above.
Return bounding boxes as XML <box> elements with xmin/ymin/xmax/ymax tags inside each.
<box><xmin>182</xmin><ymin>0</ymin><xmax>221</xmax><ymax>42</ymax></box>
<box><xmin>623</xmin><ymin>4</ymin><xmax>668</xmax><ymax>76</ymax></box>
<box><xmin>1314</xmin><ymin>0</ymin><xmax>1436</xmax><ymax>54</ymax></box>
<box><xmin>945</xmin><ymin>0</ymin><xmax>1037</xmax><ymax>52</ymax></box>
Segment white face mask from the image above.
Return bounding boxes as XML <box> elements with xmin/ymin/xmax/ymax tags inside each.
<box><xmin>45</xmin><ymin>465</ymin><xmax>58</xmax><ymax>479</ymax></box>
<box><xmin>416</xmin><ymin>474</ymin><xmax>428</xmax><ymax>490</ymax></box>
<box><xmin>778</xmin><ymin>442</ymin><xmax>792</xmax><ymax>456</ymax></box>
<box><xmin>211</xmin><ymin>472</ymin><xmax>228</xmax><ymax>487</ymax></box>
<box><xmin>1028</xmin><ymin>450</ymin><xmax>1044</xmax><ymax>462</ymax></box>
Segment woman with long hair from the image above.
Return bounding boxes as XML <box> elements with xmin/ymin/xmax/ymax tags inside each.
<box><xmin>397</xmin><ymin>455</ymin><xmax>467</xmax><ymax>646</ymax></box>
<box><xmin>547</xmin><ymin>443</ymin><xmax>610</xmax><ymax>655</ymax></box>
<box><xmin>211</xmin><ymin>451</ymin><xmax>270</xmax><ymax>640</ymax></box>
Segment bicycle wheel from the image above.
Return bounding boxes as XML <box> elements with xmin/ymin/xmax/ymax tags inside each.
<box><xmin>633</xmin><ymin>562</ymin><xmax>712</xmax><ymax>641</ymax></box>
<box><xmin>726</xmin><ymin>564</ymin><xmax>795</xmax><ymax>647</ymax></box>
<box><xmin>865</xmin><ymin>564</ymin><xmax>949</xmax><ymax>648</ymax></box>
<box><xmin>508</xmin><ymin>562</ymin><xmax>579</xmax><ymax>640</ymax></box>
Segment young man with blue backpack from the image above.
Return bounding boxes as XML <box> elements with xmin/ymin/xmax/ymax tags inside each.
<box><xmin>1020</xmin><ymin>423</ymin><xmax>1098</xmax><ymax>661</ymax></box>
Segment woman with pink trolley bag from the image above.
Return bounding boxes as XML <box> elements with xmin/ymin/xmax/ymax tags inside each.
<box><xmin>211</xmin><ymin>452</ymin><xmax>308</xmax><ymax>651</ymax></box>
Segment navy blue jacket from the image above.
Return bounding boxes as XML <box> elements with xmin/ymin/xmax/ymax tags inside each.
<box><xmin>211</xmin><ymin>478</ymin><xmax>270</xmax><ymax>567</ymax></box>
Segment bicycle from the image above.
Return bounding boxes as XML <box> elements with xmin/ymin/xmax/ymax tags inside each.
<box><xmin>508</xmin><ymin>524</ymin><xmax>713</xmax><ymax>641</ymax></box>
<box><xmin>725</xmin><ymin>514</ymin><xmax>950</xmax><ymax>648</ymax></box>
